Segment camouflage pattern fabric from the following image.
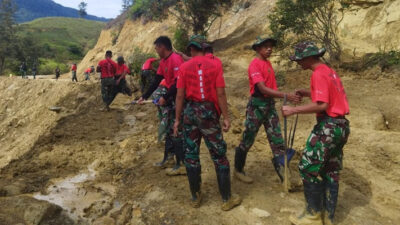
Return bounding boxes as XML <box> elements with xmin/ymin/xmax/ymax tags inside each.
<box><xmin>299</xmin><ymin>116</ymin><xmax>350</xmax><ymax>184</ymax></box>
<box><xmin>72</xmin><ymin>71</ymin><xmax>78</xmax><ymax>82</ymax></box>
<box><xmin>101</xmin><ymin>77</ymin><xmax>117</xmax><ymax>106</ymax></box>
<box><xmin>289</xmin><ymin>41</ymin><xmax>326</xmax><ymax>61</ymax></box>
<box><xmin>237</xmin><ymin>97</ymin><xmax>285</xmax><ymax>158</ymax></box>
<box><xmin>151</xmin><ymin>85</ymin><xmax>169</xmax><ymax>142</ymax></box>
<box><xmin>183</xmin><ymin>101</ymin><xmax>229</xmax><ymax>169</ymax></box>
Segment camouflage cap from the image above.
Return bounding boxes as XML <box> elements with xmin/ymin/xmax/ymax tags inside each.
<box><xmin>187</xmin><ymin>35</ymin><xmax>207</xmax><ymax>49</ymax></box>
<box><xmin>252</xmin><ymin>36</ymin><xmax>277</xmax><ymax>51</ymax></box>
<box><xmin>289</xmin><ymin>41</ymin><xmax>326</xmax><ymax>61</ymax></box>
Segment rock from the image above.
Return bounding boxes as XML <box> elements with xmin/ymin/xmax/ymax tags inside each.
<box><xmin>251</xmin><ymin>208</ymin><xmax>271</xmax><ymax>218</ymax></box>
<box><xmin>49</xmin><ymin>106</ymin><xmax>62</xmax><ymax>113</ymax></box>
<box><xmin>93</xmin><ymin>216</ymin><xmax>115</xmax><ymax>225</ymax></box>
<box><xmin>232</xmin><ymin>127</ymin><xmax>242</xmax><ymax>134</ymax></box>
<box><xmin>0</xmin><ymin>196</ymin><xmax>74</xmax><ymax>225</ymax></box>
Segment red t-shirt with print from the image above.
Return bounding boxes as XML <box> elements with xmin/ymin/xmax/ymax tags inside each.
<box><xmin>157</xmin><ymin>53</ymin><xmax>184</xmax><ymax>88</ymax></box>
<box><xmin>177</xmin><ymin>56</ymin><xmax>225</xmax><ymax>113</ymax></box>
<box><xmin>116</xmin><ymin>64</ymin><xmax>130</xmax><ymax>76</ymax></box>
<box><xmin>85</xmin><ymin>68</ymin><xmax>91</xmax><ymax>73</ymax></box>
<box><xmin>142</xmin><ymin>58</ymin><xmax>157</xmax><ymax>70</ymax></box>
<box><xmin>311</xmin><ymin>64</ymin><xmax>350</xmax><ymax>117</ymax></box>
<box><xmin>71</xmin><ymin>65</ymin><xmax>77</xmax><ymax>71</ymax></box>
<box><xmin>248</xmin><ymin>58</ymin><xmax>278</xmax><ymax>96</ymax></box>
<box><xmin>98</xmin><ymin>58</ymin><xmax>117</xmax><ymax>78</ymax></box>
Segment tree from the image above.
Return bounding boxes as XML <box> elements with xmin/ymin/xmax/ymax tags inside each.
<box><xmin>78</xmin><ymin>1</ymin><xmax>88</xmax><ymax>18</ymax></box>
<box><xmin>0</xmin><ymin>0</ymin><xmax>17</xmax><ymax>74</ymax></box>
<box><xmin>122</xmin><ymin>0</ymin><xmax>133</xmax><ymax>11</ymax></box>
<box><xmin>173</xmin><ymin>0</ymin><xmax>232</xmax><ymax>35</ymax></box>
<box><xmin>269</xmin><ymin>0</ymin><xmax>345</xmax><ymax>61</ymax></box>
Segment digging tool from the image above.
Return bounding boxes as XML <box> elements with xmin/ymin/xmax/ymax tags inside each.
<box><xmin>131</xmin><ymin>99</ymin><xmax>155</xmax><ymax>105</ymax></box>
<box><xmin>283</xmin><ymin>95</ymin><xmax>289</xmax><ymax>193</ymax></box>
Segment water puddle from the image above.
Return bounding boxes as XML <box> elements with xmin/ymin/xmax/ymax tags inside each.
<box><xmin>33</xmin><ymin>163</ymin><xmax>116</xmax><ymax>223</ymax></box>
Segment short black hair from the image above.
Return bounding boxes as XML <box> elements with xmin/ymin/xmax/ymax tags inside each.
<box><xmin>154</xmin><ymin>36</ymin><xmax>172</xmax><ymax>51</ymax></box>
<box><xmin>106</xmin><ymin>50</ymin><xmax>112</xmax><ymax>57</ymax></box>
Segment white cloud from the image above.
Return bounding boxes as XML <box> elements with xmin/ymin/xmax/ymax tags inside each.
<box><xmin>53</xmin><ymin>0</ymin><xmax>122</xmax><ymax>18</ymax></box>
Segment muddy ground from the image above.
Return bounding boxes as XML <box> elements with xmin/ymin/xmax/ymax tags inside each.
<box><xmin>0</xmin><ymin>57</ymin><xmax>399</xmax><ymax>225</ymax></box>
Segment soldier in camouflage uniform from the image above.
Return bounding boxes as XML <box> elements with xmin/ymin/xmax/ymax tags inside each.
<box><xmin>173</xmin><ymin>36</ymin><xmax>241</xmax><ymax>211</ymax></box>
<box><xmin>151</xmin><ymin>80</ymin><xmax>175</xmax><ymax>167</ymax></box>
<box><xmin>283</xmin><ymin>41</ymin><xmax>350</xmax><ymax>225</ymax></box>
<box><xmin>234</xmin><ymin>36</ymin><xmax>300</xmax><ymax>184</ymax></box>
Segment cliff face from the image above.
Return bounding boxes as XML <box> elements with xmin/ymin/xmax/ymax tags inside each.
<box><xmin>77</xmin><ymin>0</ymin><xmax>400</xmax><ymax>75</ymax></box>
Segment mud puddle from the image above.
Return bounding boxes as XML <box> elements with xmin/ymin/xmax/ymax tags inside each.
<box><xmin>33</xmin><ymin>162</ymin><xmax>117</xmax><ymax>223</ymax></box>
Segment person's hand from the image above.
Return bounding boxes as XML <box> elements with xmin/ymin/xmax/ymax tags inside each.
<box><xmin>173</xmin><ymin>120</ymin><xmax>180</xmax><ymax>137</ymax></box>
<box><xmin>137</xmin><ymin>97</ymin><xmax>145</xmax><ymax>104</ymax></box>
<box><xmin>158</xmin><ymin>97</ymin><xmax>166</xmax><ymax>106</ymax></box>
<box><xmin>222</xmin><ymin>118</ymin><xmax>230</xmax><ymax>132</ymax></box>
<box><xmin>287</xmin><ymin>93</ymin><xmax>302</xmax><ymax>104</ymax></box>
<box><xmin>282</xmin><ymin>105</ymin><xmax>295</xmax><ymax>117</ymax></box>
<box><xmin>295</xmin><ymin>89</ymin><xmax>310</xmax><ymax>98</ymax></box>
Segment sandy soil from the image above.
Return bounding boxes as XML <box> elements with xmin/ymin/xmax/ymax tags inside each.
<box><xmin>0</xmin><ymin>52</ymin><xmax>399</xmax><ymax>225</ymax></box>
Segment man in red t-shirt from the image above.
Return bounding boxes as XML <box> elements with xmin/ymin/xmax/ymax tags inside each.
<box><xmin>97</xmin><ymin>50</ymin><xmax>118</xmax><ymax>111</ymax></box>
<box><xmin>71</xmin><ymin>63</ymin><xmax>78</xmax><ymax>82</ymax></box>
<box><xmin>174</xmin><ymin>35</ymin><xmax>241</xmax><ymax>211</ymax></box>
<box><xmin>233</xmin><ymin>37</ymin><xmax>300</xmax><ymax>185</ymax></box>
<box><xmin>141</xmin><ymin>57</ymin><xmax>159</xmax><ymax>93</ymax></box>
<box><xmin>283</xmin><ymin>41</ymin><xmax>350</xmax><ymax>225</ymax></box>
<box><xmin>137</xmin><ymin>36</ymin><xmax>186</xmax><ymax>175</ymax></box>
<box><xmin>84</xmin><ymin>67</ymin><xmax>92</xmax><ymax>81</ymax></box>
<box><xmin>114</xmin><ymin>56</ymin><xmax>132</xmax><ymax>96</ymax></box>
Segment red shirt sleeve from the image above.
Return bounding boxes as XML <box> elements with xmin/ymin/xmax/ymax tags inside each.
<box><xmin>176</xmin><ymin>69</ymin><xmax>185</xmax><ymax>89</ymax></box>
<box><xmin>124</xmin><ymin>65</ymin><xmax>130</xmax><ymax>74</ymax></box>
<box><xmin>157</xmin><ymin>61</ymin><xmax>164</xmax><ymax>77</ymax></box>
<box><xmin>249</xmin><ymin>62</ymin><xmax>264</xmax><ymax>86</ymax></box>
<box><xmin>215</xmin><ymin>64</ymin><xmax>225</xmax><ymax>88</ymax></box>
<box><xmin>311</xmin><ymin>72</ymin><xmax>330</xmax><ymax>103</ymax></box>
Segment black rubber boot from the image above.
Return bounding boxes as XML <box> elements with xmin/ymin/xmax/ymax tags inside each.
<box><xmin>173</xmin><ymin>138</ymin><xmax>185</xmax><ymax>166</ymax></box>
<box><xmin>216</xmin><ymin>167</ymin><xmax>231</xmax><ymax>201</ymax></box>
<box><xmin>234</xmin><ymin>147</ymin><xmax>247</xmax><ymax>172</ymax></box>
<box><xmin>155</xmin><ymin>136</ymin><xmax>174</xmax><ymax>167</ymax></box>
<box><xmin>324</xmin><ymin>182</ymin><xmax>339</xmax><ymax>224</ymax></box>
<box><xmin>304</xmin><ymin>182</ymin><xmax>324</xmax><ymax>214</ymax></box>
<box><xmin>186</xmin><ymin>166</ymin><xmax>202</xmax><ymax>207</ymax></box>
<box><xmin>272</xmin><ymin>156</ymin><xmax>284</xmax><ymax>183</ymax></box>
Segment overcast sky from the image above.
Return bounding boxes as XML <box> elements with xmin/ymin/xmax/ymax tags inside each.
<box><xmin>53</xmin><ymin>0</ymin><xmax>122</xmax><ymax>18</ymax></box>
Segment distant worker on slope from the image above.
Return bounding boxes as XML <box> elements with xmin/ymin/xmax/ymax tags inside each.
<box><xmin>233</xmin><ymin>36</ymin><xmax>300</xmax><ymax>185</ymax></box>
<box><xmin>174</xmin><ymin>35</ymin><xmax>241</xmax><ymax>210</ymax></box>
<box><xmin>71</xmin><ymin>63</ymin><xmax>78</xmax><ymax>82</ymax></box>
<box><xmin>141</xmin><ymin>57</ymin><xmax>159</xmax><ymax>94</ymax></box>
<box><xmin>283</xmin><ymin>41</ymin><xmax>350</xmax><ymax>225</ymax></box>
<box><xmin>84</xmin><ymin>67</ymin><xmax>93</xmax><ymax>81</ymax></box>
<box><xmin>32</xmin><ymin>63</ymin><xmax>37</xmax><ymax>79</ymax></box>
<box><xmin>137</xmin><ymin>36</ymin><xmax>186</xmax><ymax>176</ymax></box>
<box><xmin>20</xmin><ymin>62</ymin><xmax>27</xmax><ymax>79</ymax></box>
<box><xmin>55</xmin><ymin>66</ymin><xmax>61</xmax><ymax>80</ymax></box>
<box><xmin>115</xmin><ymin>56</ymin><xmax>132</xmax><ymax>96</ymax></box>
<box><xmin>97</xmin><ymin>50</ymin><xmax>118</xmax><ymax>111</ymax></box>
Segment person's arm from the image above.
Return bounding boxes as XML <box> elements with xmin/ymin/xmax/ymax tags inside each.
<box><xmin>296</xmin><ymin>89</ymin><xmax>311</xmax><ymax>98</ymax></box>
<box><xmin>217</xmin><ymin>87</ymin><xmax>230</xmax><ymax>132</ymax></box>
<box><xmin>282</xmin><ymin>102</ymin><xmax>328</xmax><ymax>117</ymax></box>
<box><xmin>140</xmin><ymin>74</ymin><xmax>163</xmax><ymax>100</ymax></box>
<box><xmin>176</xmin><ymin>52</ymin><xmax>192</xmax><ymax>61</ymax></box>
<box><xmin>256</xmin><ymin>82</ymin><xmax>301</xmax><ymax>103</ymax></box>
<box><xmin>173</xmin><ymin>88</ymin><xmax>185</xmax><ymax>136</ymax></box>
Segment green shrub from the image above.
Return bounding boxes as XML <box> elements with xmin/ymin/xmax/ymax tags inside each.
<box><xmin>173</xmin><ymin>27</ymin><xmax>189</xmax><ymax>53</ymax></box>
<box><xmin>38</xmin><ymin>58</ymin><xmax>68</xmax><ymax>75</ymax></box>
<box><xmin>129</xmin><ymin>0</ymin><xmax>176</xmax><ymax>21</ymax></box>
<box><xmin>362</xmin><ymin>51</ymin><xmax>400</xmax><ymax>71</ymax></box>
<box><xmin>275</xmin><ymin>71</ymin><xmax>286</xmax><ymax>87</ymax></box>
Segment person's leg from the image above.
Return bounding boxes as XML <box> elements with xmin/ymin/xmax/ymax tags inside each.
<box><xmin>322</xmin><ymin>119</ymin><xmax>350</xmax><ymax>225</ymax></box>
<box><xmin>140</xmin><ymin>70</ymin><xmax>147</xmax><ymax>94</ymax></box>
<box><xmin>234</xmin><ymin>98</ymin><xmax>262</xmax><ymax>183</ymax></box>
<box><xmin>197</xmin><ymin>103</ymin><xmax>241</xmax><ymax>210</ymax></box>
<box><xmin>263</xmin><ymin>104</ymin><xmax>286</xmax><ymax>182</ymax></box>
<box><xmin>290</xmin><ymin>120</ymin><xmax>329</xmax><ymax>225</ymax></box>
<box><xmin>182</xmin><ymin>103</ymin><xmax>202</xmax><ymax>207</ymax></box>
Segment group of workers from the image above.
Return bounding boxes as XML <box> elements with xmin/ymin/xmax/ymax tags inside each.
<box><xmin>19</xmin><ymin>62</ymin><xmax>37</xmax><ymax>79</ymax></box>
<box><xmin>95</xmin><ymin>34</ymin><xmax>349</xmax><ymax>225</ymax></box>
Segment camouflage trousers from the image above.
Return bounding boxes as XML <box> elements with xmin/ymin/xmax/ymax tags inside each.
<box><xmin>151</xmin><ymin>85</ymin><xmax>169</xmax><ymax>142</ymax></box>
<box><xmin>183</xmin><ymin>101</ymin><xmax>229</xmax><ymax>169</ymax></box>
<box><xmin>237</xmin><ymin>97</ymin><xmax>285</xmax><ymax>158</ymax></box>
<box><xmin>299</xmin><ymin>116</ymin><xmax>350</xmax><ymax>184</ymax></box>
<box><xmin>101</xmin><ymin>78</ymin><xmax>117</xmax><ymax>106</ymax></box>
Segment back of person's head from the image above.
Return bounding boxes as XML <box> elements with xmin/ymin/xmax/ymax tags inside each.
<box><xmin>106</xmin><ymin>50</ymin><xmax>113</xmax><ymax>58</ymax></box>
<box><xmin>154</xmin><ymin>36</ymin><xmax>172</xmax><ymax>51</ymax></box>
<box><xmin>117</xmin><ymin>56</ymin><xmax>125</xmax><ymax>64</ymax></box>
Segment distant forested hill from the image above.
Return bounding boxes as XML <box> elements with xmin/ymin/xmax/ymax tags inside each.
<box><xmin>1</xmin><ymin>0</ymin><xmax>110</xmax><ymax>23</ymax></box>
